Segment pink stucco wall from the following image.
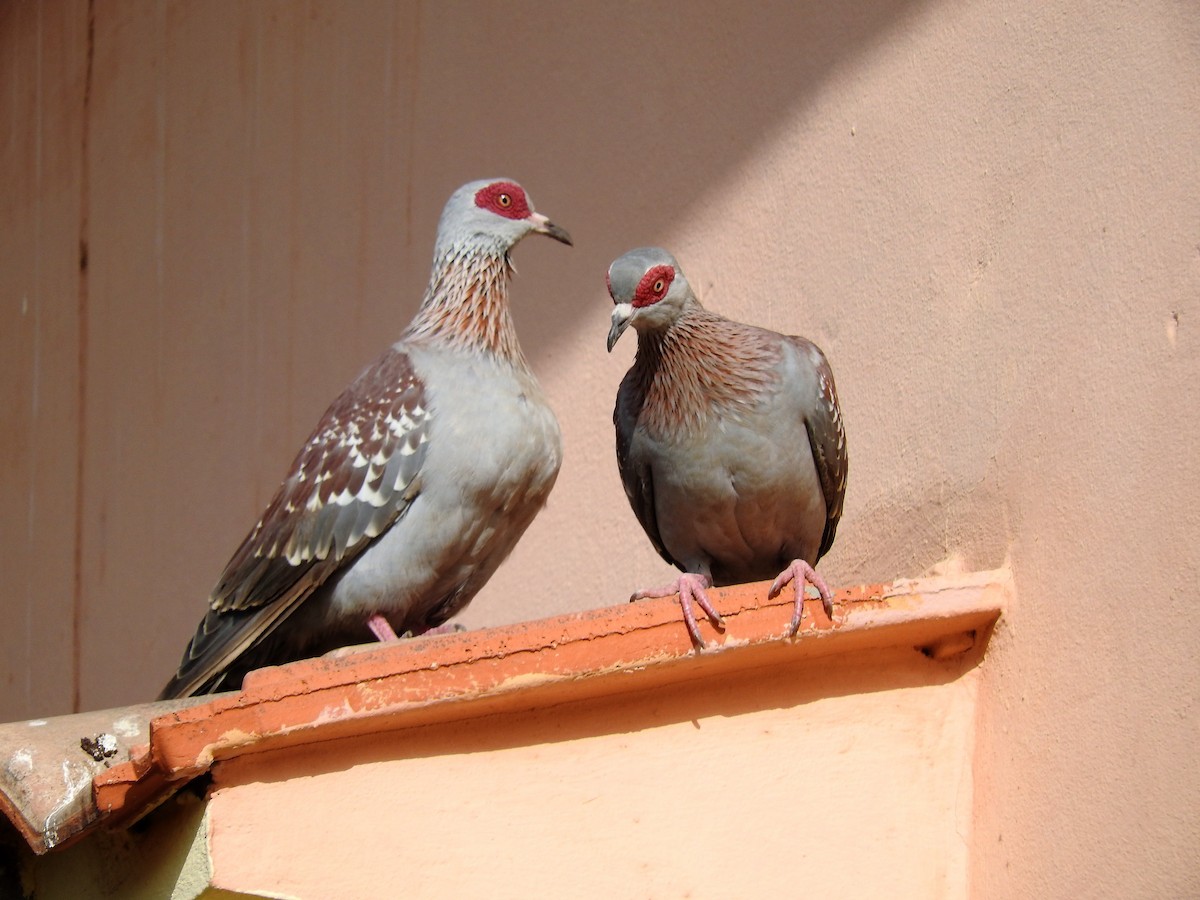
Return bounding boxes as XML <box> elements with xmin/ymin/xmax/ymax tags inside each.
<box><xmin>2</xmin><ymin>2</ymin><xmax>1197</xmax><ymax>896</ymax></box>
<box><xmin>206</xmin><ymin>647</ymin><xmax>981</xmax><ymax>898</ymax></box>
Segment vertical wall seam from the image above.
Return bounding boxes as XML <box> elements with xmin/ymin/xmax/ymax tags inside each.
<box><xmin>72</xmin><ymin>0</ymin><xmax>95</xmax><ymax>714</ymax></box>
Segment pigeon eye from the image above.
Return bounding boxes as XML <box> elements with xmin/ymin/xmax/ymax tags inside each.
<box><xmin>475</xmin><ymin>182</ymin><xmax>529</xmax><ymax>219</ymax></box>
<box><xmin>653</xmin><ymin>279</ymin><xmax>665</xmax><ymax>294</ymax></box>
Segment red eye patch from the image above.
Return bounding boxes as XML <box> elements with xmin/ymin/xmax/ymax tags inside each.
<box><xmin>632</xmin><ymin>265</ymin><xmax>675</xmax><ymax>307</ymax></box>
<box><xmin>474</xmin><ymin>181</ymin><xmax>531</xmax><ymax>220</ymax></box>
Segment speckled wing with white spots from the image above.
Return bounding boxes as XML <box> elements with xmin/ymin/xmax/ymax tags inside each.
<box><xmin>159</xmin><ymin>347</ymin><xmax>429</xmax><ymax>698</ymax></box>
<box><xmin>788</xmin><ymin>335</ymin><xmax>847</xmax><ymax>560</ymax></box>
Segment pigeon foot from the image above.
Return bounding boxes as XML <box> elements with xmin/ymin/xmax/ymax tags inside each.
<box><xmin>768</xmin><ymin>560</ymin><xmax>833</xmax><ymax>637</ymax></box>
<box><xmin>631</xmin><ymin>572</ymin><xmax>724</xmax><ymax>649</ymax></box>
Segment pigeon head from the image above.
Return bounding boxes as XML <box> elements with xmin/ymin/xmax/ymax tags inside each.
<box><xmin>606</xmin><ymin>247</ymin><xmax>694</xmax><ymax>352</ymax></box>
<box><xmin>435</xmin><ymin>178</ymin><xmax>572</xmax><ymax>259</ymax></box>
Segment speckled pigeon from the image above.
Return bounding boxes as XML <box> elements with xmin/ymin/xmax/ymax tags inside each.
<box><xmin>606</xmin><ymin>247</ymin><xmax>847</xmax><ymax>647</ymax></box>
<box><xmin>159</xmin><ymin>179</ymin><xmax>571</xmax><ymax>698</ymax></box>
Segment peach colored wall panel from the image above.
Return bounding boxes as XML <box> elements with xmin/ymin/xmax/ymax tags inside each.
<box><xmin>207</xmin><ymin>654</ymin><xmax>978</xmax><ymax>899</ymax></box>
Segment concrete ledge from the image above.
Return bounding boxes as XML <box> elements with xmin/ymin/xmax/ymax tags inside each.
<box><xmin>1</xmin><ymin>569</ymin><xmax>1008</xmax><ymax>855</ymax></box>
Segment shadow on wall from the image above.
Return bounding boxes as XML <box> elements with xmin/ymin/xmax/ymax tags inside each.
<box><xmin>9</xmin><ymin>0</ymin><xmax>952</xmax><ymax>717</ymax></box>
<box><xmin>418</xmin><ymin>0</ymin><xmax>933</xmax><ymax>355</ymax></box>
<box><xmin>408</xmin><ymin>0</ymin><xmax>974</xmax><ymax>588</ymax></box>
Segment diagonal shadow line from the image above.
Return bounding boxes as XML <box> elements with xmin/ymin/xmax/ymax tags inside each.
<box><xmin>396</xmin><ymin>0</ymin><xmax>932</xmax><ymax>361</ymax></box>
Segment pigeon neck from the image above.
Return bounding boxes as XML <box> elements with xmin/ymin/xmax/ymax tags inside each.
<box><xmin>406</xmin><ymin>246</ymin><xmax>527</xmax><ymax>365</ymax></box>
<box><xmin>632</xmin><ymin>303</ymin><xmax>779</xmax><ymax>435</ymax></box>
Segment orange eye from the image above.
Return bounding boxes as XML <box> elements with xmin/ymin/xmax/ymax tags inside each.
<box><xmin>653</xmin><ymin>279</ymin><xmax>665</xmax><ymax>293</ymax></box>
<box><xmin>497</xmin><ymin>193</ymin><xmax>512</xmax><ymax>208</ymax></box>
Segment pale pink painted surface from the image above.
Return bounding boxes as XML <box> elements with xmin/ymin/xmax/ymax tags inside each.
<box><xmin>2</xmin><ymin>2</ymin><xmax>1198</xmax><ymax>896</ymax></box>
<box><xmin>1</xmin><ymin>1</ymin><xmax>86</xmax><ymax>716</ymax></box>
<box><xmin>206</xmin><ymin>649</ymin><xmax>979</xmax><ymax>898</ymax></box>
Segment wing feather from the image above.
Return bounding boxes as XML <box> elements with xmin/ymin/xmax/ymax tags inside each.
<box><xmin>788</xmin><ymin>336</ymin><xmax>848</xmax><ymax>561</ymax></box>
<box><xmin>614</xmin><ymin>374</ymin><xmax>680</xmax><ymax>570</ymax></box>
<box><xmin>159</xmin><ymin>347</ymin><xmax>430</xmax><ymax>699</ymax></box>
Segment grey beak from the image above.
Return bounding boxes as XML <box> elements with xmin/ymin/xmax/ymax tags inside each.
<box><xmin>530</xmin><ymin>213</ymin><xmax>573</xmax><ymax>246</ymax></box>
<box><xmin>607</xmin><ymin>304</ymin><xmax>634</xmax><ymax>352</ymax></box>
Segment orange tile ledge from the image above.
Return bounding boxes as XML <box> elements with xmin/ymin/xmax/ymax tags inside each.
<box><xmin>4</xmin><ymin>570</ymin><xmax>1008</xmax><ymax>853</ymax></box>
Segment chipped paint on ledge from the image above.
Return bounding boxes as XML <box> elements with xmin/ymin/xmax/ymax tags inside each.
<box><xmin>0</xmin><ymin>570</ymin><xmax>1009</xmax><ymax>854</ymax></box>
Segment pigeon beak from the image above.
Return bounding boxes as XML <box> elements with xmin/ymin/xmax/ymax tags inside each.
<box><xmin>607</xmin><ymin>303</ymin><xmax>634</xmax><ymax>352</ymax></box>
<box><xmin>529</xmin><ymin>213</ymin><xmax>573</xmax><ymax>246</ymax></box>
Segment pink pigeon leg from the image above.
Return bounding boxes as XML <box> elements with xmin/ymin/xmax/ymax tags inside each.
<box><xmin>769</xmin><ymin>559</ymin><xmax>833</xmax><ymax>636</ymax></box>
<box><xmin>631</xmin><ymin>572</ymin><xmax>724</xmax><ymax>648</ymax></box>
<box><xmin>366</xmin><ymin>613</ymin><xmax>400</xmax><ymax>642</ymax></box>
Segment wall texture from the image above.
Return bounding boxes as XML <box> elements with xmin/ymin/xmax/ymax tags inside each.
<box><xmin>202</xmin><ymin>650</ymin><xmax>979</xmax><ymax>898</ymax></box>
<box><xmin>2</xmin><ymin>1</ymin><xmax>1197</xmax><ymax>896</ymax></box>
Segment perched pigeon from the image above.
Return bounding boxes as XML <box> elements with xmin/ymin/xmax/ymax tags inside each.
<box><xmin>159</xmin><ymin>179</ymin><xmax>571</xmax><ymax>698</ymax></box>
<box><xmin>606</xmin><ymin>247</ymin><xmax>847</xmax><ymax>647</ymax></box>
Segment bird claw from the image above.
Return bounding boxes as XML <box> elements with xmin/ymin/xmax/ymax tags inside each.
<box><xmin>631</xmin><ymin>573</ymin><xmax>724</xmax><ymax>649</ymax></box>
<box><xmin>769</xmin><ymin>560</ymin><xmax>833</xmax><ymax>637</ymax></box>
<box><xmin>368</xmin><ymin>617</ymin><xmax>466</xmax><ymax>643</ymax></box>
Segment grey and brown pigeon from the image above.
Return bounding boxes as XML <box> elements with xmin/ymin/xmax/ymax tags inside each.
<box><xmin>606</xmin><ymin>247</ymin><xmax>847</xmax><ymax>647</ymax></box>
<box><xmin>159</xmin><ymin>179</ymin><xmax>571</xmax><ymax>698</ymax></box>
